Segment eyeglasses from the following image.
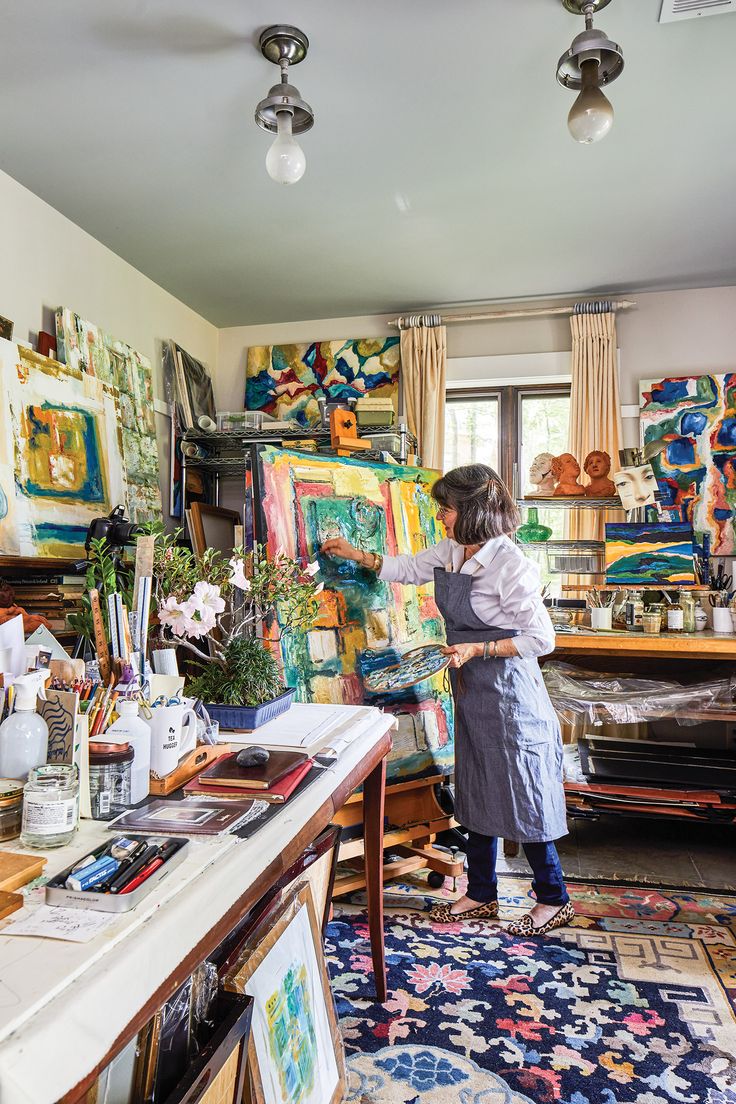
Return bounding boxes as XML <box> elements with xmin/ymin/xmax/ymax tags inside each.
<box><xmin>436</xmin><ymin>506</ymin><xmax>455</xmax><ymax>519</ymax></box>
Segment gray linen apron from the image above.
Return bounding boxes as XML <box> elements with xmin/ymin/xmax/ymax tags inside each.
<box><xmin>434</xmin><ymin>566</ymin><xmax>568</xmax><ymax>843</ymax></box>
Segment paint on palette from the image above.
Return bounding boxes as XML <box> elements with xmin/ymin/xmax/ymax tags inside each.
<box><xmin>604</xmin><ymin>522</ymin><xmax>696</xmax><ymax>586</ymax></box>
<box><xmin>0</xmin><ymin>341</ymin><xmax>128</xmax><ymax>557</ymax></box>
<box><xmin>56</xmin><ymin>308</ymin><xmax>162</xmax><ymax>522</ymax></box>
<box><xmin>259</xmin><ymin>446</ymin><xmax>453</xmax><ymax>781</ymax></box>
<box><xmin>364</xmin><ymin>644</ymin><xmax>450</xmax><ymax>694</ymax></box>
<box><xmin>640</xmin><ymin>373</ymin><xmax>736</xmax><ymax>555</ymax></box>
<box><xmin>246</xmin><ymin>338</ymin><xmax>400</xmax><ymax>428</ymax></box>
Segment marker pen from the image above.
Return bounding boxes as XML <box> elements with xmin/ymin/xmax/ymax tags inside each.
<box><xmin>108</xmin><ymin>845</ymin><xmax>159</xmax><ymax>894</ymax></box>
<box><xmin>119</xmin><ymin>840</ymin><xmax>184</xmax><ymax>895</ymax></box>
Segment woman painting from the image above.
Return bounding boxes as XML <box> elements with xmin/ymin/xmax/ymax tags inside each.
<box><xmin>322</xmin><ymin>464</ymin><xmax>573</xmax><ymax>936</ymax></box>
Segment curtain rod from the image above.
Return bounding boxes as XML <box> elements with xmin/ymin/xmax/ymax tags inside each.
<box><xmin>388</xmin><ymin>299</ymin><xmax>637</xmax><ymax>329</ymax></box>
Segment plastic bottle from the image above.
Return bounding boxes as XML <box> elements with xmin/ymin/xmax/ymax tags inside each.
<box><xmin>104</xmin><ymin>700</ymin><xmax>151</xmax><ymax>804</ymax></box>
<box><xmin>0</xmin><ymin>672</ymin><xmax>50</xmax><ymax>780</ymax></box>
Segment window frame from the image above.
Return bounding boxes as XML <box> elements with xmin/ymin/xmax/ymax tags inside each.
<box><xmin>445</xmin><ymin>383</ymin><xmax>571</xmax><ymax>491</ymax></box>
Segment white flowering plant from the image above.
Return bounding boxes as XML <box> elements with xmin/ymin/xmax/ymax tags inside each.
<box><xmin>150</xmin><ymin>531</ymin><xmax>320</xmax><ymax>705</ymax></box>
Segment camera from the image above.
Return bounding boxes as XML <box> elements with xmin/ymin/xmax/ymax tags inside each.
<box><xmin>84</xmin><ymin>505</ymin><xmax>140</xmax><ymax>553</ymax></box>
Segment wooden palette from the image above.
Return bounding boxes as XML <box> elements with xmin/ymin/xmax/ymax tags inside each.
<box><xmin>364</xmin><ymin>644</ymin><xmax>451</xmax><ymax>694</ymax></box>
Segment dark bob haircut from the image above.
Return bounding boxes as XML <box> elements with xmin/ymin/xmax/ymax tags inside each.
<box><xmin>431</xmin><ymin>464</ymin><xmax>520</xmax><ymax>545</ymax></box>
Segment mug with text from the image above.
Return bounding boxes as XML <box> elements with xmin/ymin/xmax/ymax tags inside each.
<box><xmin>145</xmin><ymin>700</ymin><xmax>198</xmax><ymax>778</ymax></box>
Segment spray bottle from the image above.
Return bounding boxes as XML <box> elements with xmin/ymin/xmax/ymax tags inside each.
<box><xmin>0</xmin><ymin>672</ymin><xmax>49</xmax><ymax>780</ymax></box>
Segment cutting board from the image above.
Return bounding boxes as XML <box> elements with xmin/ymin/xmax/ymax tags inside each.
<box><xmin>0</xmin><ymin>891</ymin><xmax>23</xmax><ymax>920</ymax></box>
<box><xmin>0</xmin><ymin>852</ymin><xmax>46</xmax><ymax>893</ymax></box>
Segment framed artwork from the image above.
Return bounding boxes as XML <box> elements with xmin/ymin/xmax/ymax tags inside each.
<box><xmin>55</xmin><ymin>307</ymin><xmax>162</xmax><ymax>523</ymax></box>
<box><xmin>604</xmin><ymin>522</ymin><xmax>696</xmax><ymax>586</ymax></box>
<box><xmin>0</xmin><ymin>315</ymin><xmax>13</xmax><ymax>341</ymax></box>
<box><xmin>246</xmin><ymin>338</ymin><xmax>400</xmax><ymax>428</ymax></box>
<box><xmin>189</xmin><ymin>503</ymin><xmax>242</xmax><ymax>557</ymax></box>
<box><xmin>640</xmin><ymin>373</ymin><xmax>736</xmax><ymax>554</ymax></box>
<box><xmin>0</xmin><ymin>340</ymin><xmax>127</xmax><ymax>558</ymax></box>
<box><xmin>258</xmin><ymin>446</ymin><xmax>454</xmax><ymax>782</ymax></box>
<box><xmin>225</xmin><ymin>886</ymin><xmax>345</xmax><ymax>1104</ymax></box>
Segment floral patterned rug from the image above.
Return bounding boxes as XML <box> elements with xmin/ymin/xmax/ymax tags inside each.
<box><xmin>327</xmin><ymin>872</ymin><xmax>736</xmax><ymax>1104</ymax></box>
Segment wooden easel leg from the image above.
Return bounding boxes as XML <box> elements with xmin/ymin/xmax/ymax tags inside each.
<box><xmin>363</xmin><ymin>754</ymin><xmax>387</xmax><ymax>1002</ymax></box>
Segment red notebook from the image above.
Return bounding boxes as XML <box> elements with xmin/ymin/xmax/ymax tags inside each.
<box><xmin>184</xmin><ymin>758</ymin><xmax>313</xmax><ymax>803</ymax></box>
<box><xmin>199</xmin><ymin>750</ymin><xmax>307</xmax><ymax>791</ymax></box>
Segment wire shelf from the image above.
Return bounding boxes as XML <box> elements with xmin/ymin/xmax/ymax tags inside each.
<box><xmin>519</xmin><ymin>540</ymin><xmax>605</xmax><ymax>553</ymax></box>
<box><xmin>519</xmin><ymin>497</ymin><xmax>622</xmax><ymax>510</ymax></box>
<box><xmin>182</xmin><ymin>427</ymin><xmax>334</xmax><ymax>445</ymax></box>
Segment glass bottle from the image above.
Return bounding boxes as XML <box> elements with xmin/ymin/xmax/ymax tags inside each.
<box><xmin>21</xmin><ymin>764</ymin><xmax>79</xmax><ymax>849</ymax></box>
<box><xmin>667</xmin><ymin>600</ymin><xmax>684</xmax><ymax>632</ymax></box>
<box><xmin>678</xmin><ymin>590</ymin><xmax>696</xmax><ymax>633</ymax></box>
<box><xmin>516</xmin><ymin>507</ymin><xmax>553</xmax><ymax>544</ymax></box>
<box><xmin>625</xmin><ymin>589</ymin><xmax>644</xmax><ymax>630</ymax></box>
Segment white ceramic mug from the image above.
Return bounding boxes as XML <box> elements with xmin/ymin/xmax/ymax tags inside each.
<box><xmin>713</xmin><ymin>607</ymin><xmax>733</xmax><ymax>634</ymax></box>
<box><xmin>145</xmin><ymin>701</ymin><xmax>198</xmax><ymax>778</ymax></box>
<box><xmin>590</xmin><ymin>607</ymin><xmax>613</xmax><ymax>631</ymax></box>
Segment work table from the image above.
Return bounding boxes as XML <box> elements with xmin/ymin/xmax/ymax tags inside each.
<box><xmin>553</xmin><ymin>628</ymin><xmax>736</xmax><ymax>661</ymax></box>
<box><xmin>0</xmin><ymin>706</ymin><xmax>394</xmax><ymax>1104</ymax></box>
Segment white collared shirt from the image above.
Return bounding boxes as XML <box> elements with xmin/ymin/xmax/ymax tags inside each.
<box><xmin>379</xmin><ymin>535</ymin><xmax>556</xmax><ymax>659</ymax></box>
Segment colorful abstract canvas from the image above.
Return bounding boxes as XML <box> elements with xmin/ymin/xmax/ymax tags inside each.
<box><xmin>640</xmin><ymin>373</ymin><xmax>736</xmax><ymax>554</ymax></box>
<box><xmin>0</xmin><ymin>339</ymin><xmax>127</xmax><ymax>557</ymax></box>
<box><xmin>604</xmin><ymin>522</ymin><xmax>696</xmax><ymax>586</ymax></box>
<box><xmin>246</xmin><ymin>338</ymin><xmax>400</xmax><ymax>428</ymax></box>
<box><xmin>259</xmin><ymin>446</ymin><xmax>453</xmax><ymax>781</ymax></box>
<box><xmin>56</xmin><ymin>308</ymin><xmax>162</xmax><ymax>522</ymax></box>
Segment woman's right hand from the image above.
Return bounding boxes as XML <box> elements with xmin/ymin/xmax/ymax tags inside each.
<box><xmin>321</xmin><ymin>537</ymin><xmax>360</xmax><ymax>562</ymax></box>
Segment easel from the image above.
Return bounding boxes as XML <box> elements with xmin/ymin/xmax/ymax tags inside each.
<box><xmin>332</xmin><ymin>774</ymin><xmax>465</xmax><ymax>896</ymax></box>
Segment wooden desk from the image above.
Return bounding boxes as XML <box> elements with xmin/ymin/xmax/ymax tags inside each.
<box><xmin>554</xmin><ymin>629</ymin><xmax>736</xmax><ymax>661</ymax></box>
<box><xmin>0</xmin><ymin>708</ymin><xmax>393</xmax><ymax>1104</ymax></box>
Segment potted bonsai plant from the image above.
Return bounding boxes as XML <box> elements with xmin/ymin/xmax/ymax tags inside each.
<box><xmin>150</xmin><ymin>532</ymin><xmax>320</xmax><ymax>729</ymax></box>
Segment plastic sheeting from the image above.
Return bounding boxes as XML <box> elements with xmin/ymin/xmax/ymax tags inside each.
<box><xmin>543</xmin><ymin>661</ymin><xmax>736</xmax><ymax>727</ymax></box>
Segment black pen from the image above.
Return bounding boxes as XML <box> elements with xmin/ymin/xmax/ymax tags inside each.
<box><xmin>98</xmin><ymin>840</ymin><xmax>148</xmax><ymax>892</ymax></box>
<box><xmin>108</xmin><ymin>845</ymin><xmax>158</xmax><ymax>894</ymax></box>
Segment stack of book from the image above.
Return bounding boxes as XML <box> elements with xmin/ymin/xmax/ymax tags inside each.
<box><xmin>184</xmin><ymin>750</ymin><xmax>312</xmax><ymax>803</ymax></box>
<box><xmin>8</xmin><ymin>573</ymin><xmax>86</xmax><ymax>632</ymax></box>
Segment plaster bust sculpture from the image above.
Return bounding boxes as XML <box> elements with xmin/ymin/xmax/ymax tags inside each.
<box><xmin>612</xmin><ymin>464</ymin><xmax>659</xmax><ymax>511</ymax></box>
<box><xmin>528</xmin><ymin>452</ymin><xmax>556</xmax><ymax>496</ymax></box>
<box><xmin>583</xmin><ymin>450</ymin><xmax>616</xmax><ymax>497</ymax></box>
<box><xmin>551</xmin><ymin>453</ymin><xmax>586</xmax><ymax>496</ymax></box>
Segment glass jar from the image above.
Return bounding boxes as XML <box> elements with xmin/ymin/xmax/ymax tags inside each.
<box><xmin>678</xmin><ymin>590</ymin><xmax>696</xmax><ymax>633</ymax></box>
<box><xmin>667</xmin><ymin>603</ymin><xmax>684</xmax><ymax>632</ymax></box>
<box><xmin>88</xmin><ymin>743</ymin><xmax>134</xmax><ymax>820</ymax></box>
<box><xmin>647</xmin><ymin>602</ymin><xmax>667</xmax><ymax>631</ymax></box>
<box><xmin>642</xmin><ymin>610</ymin><xmax>662</xmax><ymax>635</ymax></box>
<box><xmin>0</xmin><ymin>778</ymin><xmax>23</xmax><ymax>842</ymax></box>
<box><xmin>21</xmin><ymin>764</ymin><xmax>79</xmax><ymax>849</ymax></box>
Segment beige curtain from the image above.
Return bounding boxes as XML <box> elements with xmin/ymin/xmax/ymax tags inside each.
<box><xmin>568</xmin><ymin>309</ymin><xmax>623</xmax><ymax>544</ymax></box>
<box><xmin>400</xmin><ymin>320</ymin><xmax>447</xmax><ymax>470</ymax></box>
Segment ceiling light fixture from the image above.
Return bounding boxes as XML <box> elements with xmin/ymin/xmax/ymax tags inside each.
<box><xmin>255</xmin><ymin>25</ymin><xmax>314</xmax><ymax>185</ymax></box>
<box><xmin>556</xmin><ymin>0</ymin><xmax>624</xmax><ymax>145</ymax></box>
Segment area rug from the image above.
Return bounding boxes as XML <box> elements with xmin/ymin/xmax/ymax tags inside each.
<box><xmin>327</xmin><ymin>872</ymin><xmax>736</xmax><ymax>1104</ymax></box>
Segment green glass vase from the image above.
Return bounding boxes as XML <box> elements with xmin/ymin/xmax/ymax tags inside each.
<box><xmin>517</xmin><ymin>507</ymin><xmax>552</xmax><ymax>544</ymax></box>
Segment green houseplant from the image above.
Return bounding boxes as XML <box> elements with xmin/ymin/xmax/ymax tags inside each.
<box><xmin>150</xmin><ymin>532</ymin><xmax>320</xmax><ymax>728</ymax></box>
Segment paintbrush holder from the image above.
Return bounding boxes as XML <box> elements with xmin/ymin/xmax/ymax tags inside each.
<box><xmin>590</xmin><ymin>607</ymin><xmax>613</xmax><ymax>631</ymax></box>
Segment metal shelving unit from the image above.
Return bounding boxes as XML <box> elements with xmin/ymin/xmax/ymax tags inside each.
<box><xmin>518</xmin><ymin>496</ymin><xmax>622</xmax><ymax>510</ymax></box>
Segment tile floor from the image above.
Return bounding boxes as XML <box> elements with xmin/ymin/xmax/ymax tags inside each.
<box><xmin>498</xmin><ymin>815</ymin><xmax>736</xmax><ymax>890</ymax></box>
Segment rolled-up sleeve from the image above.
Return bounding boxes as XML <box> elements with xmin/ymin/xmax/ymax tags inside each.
<box><xmin>492</xmin><ymin>559</ymin><xmax>556</xmax><ymax>659</ymax></box>
<box><xmin>379</xmin><ymin>539</ymin><xmax>453</xmax><ymax>586</ymax></box>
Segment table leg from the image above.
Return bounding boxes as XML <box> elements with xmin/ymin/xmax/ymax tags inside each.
<box><xmin>363</xmin><ymin>754</ymin><xmax>387</xmax><ymax>1002</ymax></box>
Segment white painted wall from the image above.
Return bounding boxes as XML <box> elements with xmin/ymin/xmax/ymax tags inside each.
<box><xmin>0</xmin><ymin>169</ymin><xmax>219</xmax><ymax>515</ymax></box>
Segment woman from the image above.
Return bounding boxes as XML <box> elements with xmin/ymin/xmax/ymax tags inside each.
<box><xmin>322</xmin><ymin>463</ymin><xmax>573</xmax><ymax>936</ymax></box>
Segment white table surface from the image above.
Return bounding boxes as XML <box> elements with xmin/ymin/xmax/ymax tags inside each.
<box><xmin>0</xmin><ymin>704</ymin><xmax>393</xmax><ymax>1104</ymax></box>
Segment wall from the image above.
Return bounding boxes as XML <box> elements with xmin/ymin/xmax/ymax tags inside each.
<box><xmin>0</xmin><ymin>169</ymin><xmax>219</xmax><ymax>515</ymax></box>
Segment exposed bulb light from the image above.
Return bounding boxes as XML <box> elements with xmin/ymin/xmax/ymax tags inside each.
<box><xmin>255</xmin><ymin>25</ymin><xmax>314</xmax><ymax>185</ymax></box>
<box><xmin>557</xmin><ymin>1</ymin><xmax>624</xmax><ymax>145</ymax></box>
<box><xmin>266</xmin><ymin>109</ymin><xmax>306</xmax><ymax>184</ymax></box>
<box><xmin>567</xmin><ymin>57</ymin><xmax>614</xmax><ymax>143</ymax></box>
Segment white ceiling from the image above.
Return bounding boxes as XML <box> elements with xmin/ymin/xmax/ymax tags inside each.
<box><xmin>1</xmin><ymin>0</ymin><xmax>735</xmax><ymax>326</ymax></box>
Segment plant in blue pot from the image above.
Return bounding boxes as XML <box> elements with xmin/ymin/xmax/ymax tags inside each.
<box><xmin>150</xmin><ymin>533</ymin><xmax>320</xmax><ymax>730</ymax></box>
<box><xmin>516</xmin><ymin>507</ymin><xmax>553</xmax><ymax>544</ymax></box>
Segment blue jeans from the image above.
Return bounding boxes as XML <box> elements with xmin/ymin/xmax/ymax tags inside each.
<box><xmin>465</xmin><ymin>830</ymin><xmax>569</xmax><ymax>906</ymax></box>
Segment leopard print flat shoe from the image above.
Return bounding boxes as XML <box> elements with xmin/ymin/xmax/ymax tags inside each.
<box><xmin>505</xmin><ymin>899</ymin><xmax>575</xmax><ymax>937</ymax></box>
<box><xmin>429</xmin><ymin>900</ymin><xmax>499</xmax><ymax>923</ymax></box>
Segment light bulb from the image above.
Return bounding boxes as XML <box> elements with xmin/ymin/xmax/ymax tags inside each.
<box><xmin>567</xmin><ymin>58</ymin><xmax>614</xmax><ymax>144</ymax></box>
<box><xmin>265</xmin><ymin>110</ymin><xmax>306</xmax><ymax>184</ymax></box>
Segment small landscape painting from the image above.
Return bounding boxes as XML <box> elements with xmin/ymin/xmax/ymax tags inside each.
<box><xmin>604</xmin><ymin>522</ymin><xmax>696</xmax><ymax>586</ymax></box>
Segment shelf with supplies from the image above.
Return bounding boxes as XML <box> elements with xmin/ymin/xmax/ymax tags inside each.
<box><xmin>518</xmin><ymin>496</ymin><xmax>622</xmax><ymax>510</ymax></box>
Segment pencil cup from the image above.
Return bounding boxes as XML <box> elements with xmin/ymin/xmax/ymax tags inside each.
<box><xmin>712</xmin><ymin>607</ymin><xmax>733</xmax><ymax>634</ymax></box>
<box><xmin>590</xmin><ymin>607</ymin><xmax>612</xmax><ymax>631</ymax></box>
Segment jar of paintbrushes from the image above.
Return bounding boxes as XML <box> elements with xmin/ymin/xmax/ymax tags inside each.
<box><xmin>587</xmin><ymin>588</ymin><xmax>615</xmax><ymax>631</ymax></box>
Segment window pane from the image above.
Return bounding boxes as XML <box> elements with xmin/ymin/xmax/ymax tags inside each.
<box><xmin>444</xmin><ymin>398</ymin><xmax>499</xmax><ymax>472</ymax></box>
<box><xmin>519</xmin><ymin>393</ymin><xmax>571</xmax><ymax>586</ymax></box>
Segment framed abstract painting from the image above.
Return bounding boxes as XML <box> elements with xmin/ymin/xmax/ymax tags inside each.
<box><xmin>258</xmin><ymin>446</ymin><xmax>454</xmax><ymax>782</ymax></box>
<box><xmin>640</xmin><ymin>373</ymin><xmax>736</xmax><ymax>554</ymax></box>
<box><xmin>246</xmin><ymin>338</ymin><xmax>400</xmax><ymax>428</ymax></box>
<box><xmin>0</xmin><ymin>340</ymin><xmax>128</xmax><ymax>558</ymax></box>
<box><xmin>604</xmin><ymin>522</ymin><xmax>696</xmax><ymax>586</ymax></box>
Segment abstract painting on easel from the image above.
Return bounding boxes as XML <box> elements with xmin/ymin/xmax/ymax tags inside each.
<box><xmin>640</xmin><ymin>373</ymin><xmax>736</xmax><ymax>554</ymax></box>
<box><xmin>259</xmin><ymin>446</ymin><xmax>453</xmax><ymax>781</ymax></box>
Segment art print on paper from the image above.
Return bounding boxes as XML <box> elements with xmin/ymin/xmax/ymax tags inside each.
<box><xmin>259</xmin><ymin>446</ymin><xmax>453</xmax><ymax>781</ymax></box>
<box><xmin>244</xmin><ymin>902</ymin><xmax>339</xmax><ymax>1104</ymax></box>
<box><xmin>640</xmin><ymin>373</ymin><xmax>736</xmax><ymax>554</ymax></box>
<box><xmin>0</xmin><ymin>340</ymin><xmax>128</xmax><ymax>557</ymax></box>
<box><xmin>56</xmin><ymin>307</ymin><xmax>162</xmax><ymax>522</ymax></box>
<box><xmin>604</xmin><ymin>522</ymin><xmax>696</xmax><ymax>586</ymax></box>
<box><xmin>246</xmin><ymin>338</ymin><xmax>400</xmax><ymax>428</ymax></box>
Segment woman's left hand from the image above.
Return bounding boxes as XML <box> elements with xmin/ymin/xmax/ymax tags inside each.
<box><xmin>442</xmin><ymin>643</ymin><xmax>482</xmax><ymax>668</ymax></box>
